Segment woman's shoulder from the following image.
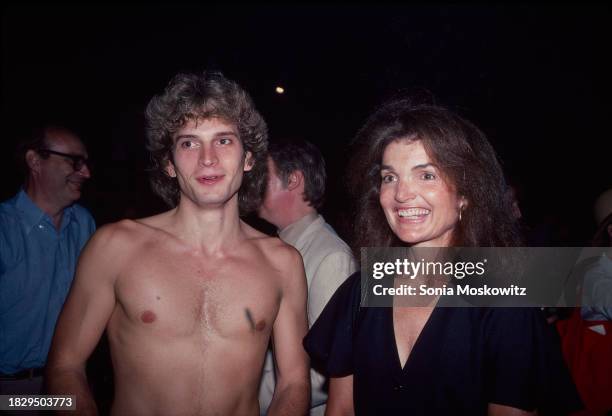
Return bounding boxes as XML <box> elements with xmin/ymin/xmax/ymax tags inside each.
<box><xmin>303</xmin><ymin>270</ymin><xmax>363</xmax><ymax>377</ymax></box>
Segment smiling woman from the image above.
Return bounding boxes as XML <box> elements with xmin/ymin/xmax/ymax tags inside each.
<box><xmin>379</xmin><ymin>140</ymin><xmax>464</xmax><ymax>248</ymax></box>
<box><xmin>348</xmin><ymin>100</ymin><xmax>522</xmax><ymax>251</ymax></box>
<box><xmin>304</xmin><ymin>99</ymin><xmax>583</xmax><ymax>416</ymax></box>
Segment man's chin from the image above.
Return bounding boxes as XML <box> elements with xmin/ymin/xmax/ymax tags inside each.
<box><xmin>67</xmin><ymin>181</ymin><xmax>83</xmax><ymax>191</ymax></box>
<box><xmin>65</xmin><ymin>184</ymin><xmax>83</xmax><ymax>202</ymax></box>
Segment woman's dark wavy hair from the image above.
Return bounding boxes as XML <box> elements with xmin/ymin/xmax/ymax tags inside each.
<box><xmin>145</xmin><ymin>71</ymin><xmax>268</xmax><ymax>215</ymax></box>
<box><xmin>348</xmin><ymin>99</ymin><xmax>522</xmax><ymax>253</ymax></box>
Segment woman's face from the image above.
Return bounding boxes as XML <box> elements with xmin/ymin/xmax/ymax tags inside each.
<box><xmin>379</xmin><ymin>139</ymin><xmax>465</xmax><ymax>247</ymax></box>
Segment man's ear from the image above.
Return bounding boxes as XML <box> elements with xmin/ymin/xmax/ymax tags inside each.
<box><xmin>244</xmin><ymin>151</ymin><xmax>254</xmax><ymax>172</ymax></box>
<box><xmin>165</xmin><ymin>159</ymin><xmax>177</xmax><ymax>178</ymax></box>
<box><xmin>25</xmin><ymin>150</ymin><xmax>41</xmax><ymax>173</ymax></box>
<box><xmin>287</xmin><ymin>170</ymin><xmax>303</xmax><ymax>191</ymax></box>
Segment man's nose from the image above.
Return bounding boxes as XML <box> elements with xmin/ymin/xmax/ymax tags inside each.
<box><xmin>77</xmin><ymin>163</ymin><xmax>91</xmax><ymax>179</ymax></box>
<box><xmin>199</xmin><ymin>144</ymin><xmax>218</xmax><ymax>167</ymax></box>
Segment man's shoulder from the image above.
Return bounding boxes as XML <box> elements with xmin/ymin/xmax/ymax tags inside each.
<box><xmin>87</xmin><ymin>218</ymin><xmax>159</xmax><ymax>253</ymax></box>
<box><xmin>0</xmin><ymin>195</ymin><xmax>25</xmax><ymax>240</ymax></box>
<box><xmin>249</xmin><ymin>232</ymin><xmax>303</xmax><ymax>270</ymax></box>
<box><xmin>254</xmin><ymin>232</ymin><xmax>300</xmax><ymax>257</ymax></box>
<box><xmin>0</xmin><ymin>197</ymin><xmax>22</xmax><ymax>263</ymax></box>
<box><xmin>302</xmin><ymin>217</ymin><xmax>353</xmax><ymax>256</ymax></box>
<box><xmin>242</xmin><ymin>220</ymin><xmax>296</xmax><ymax>253</ymax></box>
<box><xmin>0</xmin><ymin>193</ymin><xmax>20</xmax><ymax>219</ymax></box>
<box><xmin>70</xmin><ymin>203</ymin><xmax>95</xmax><ymax>220</ymax></box>
<box><xmin>101</xmin><ymin>214</ymin><xmax>169</xmax><ymax>236</ymax></box>
<box><xmin>69</xmin><ymin>203</ymin><xmax>96</xmax><ymax>232</ymax></box>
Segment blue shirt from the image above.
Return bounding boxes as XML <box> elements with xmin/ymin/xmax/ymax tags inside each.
<box><xmin>0</xmin><ymin>190</ymin><xmax>95</xmax><ymax>374</ymax></box>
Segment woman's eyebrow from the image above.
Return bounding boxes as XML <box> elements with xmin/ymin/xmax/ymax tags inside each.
<box><xmin>381</xmin><ymin>163</ymin><xmax>436</xmax><ymax>171</ymax></box>
<box><xmin>412</xmin><ymin>163</ymin><xmax>436</xmax><ymax>171</ymax></box>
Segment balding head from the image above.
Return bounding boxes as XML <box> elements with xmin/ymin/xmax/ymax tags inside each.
<box><xmin>19</xmin><ymin>126</ymin><xmax>83</xmax><ymax>176</ymax></box>
<box><xmin>44</xmin><ymin>126</ymin><xmax>82</xmax><ymax>147</ymax></box>
<box><xmin>20</xmin><ymin>125</ymin><xmax>91</xmax><ymax>215</ymax></box>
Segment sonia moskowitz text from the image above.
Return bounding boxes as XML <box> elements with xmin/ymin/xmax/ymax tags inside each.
<box><xmin>373</xmin><ymin>284</ymin><xmax>527</xmax><ymax>296</ymax></box>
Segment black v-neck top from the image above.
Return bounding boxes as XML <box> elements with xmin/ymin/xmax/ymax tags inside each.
<box><xmin>304</xmin><ymin>272</ymin><xmax>582</xmax><ymax>416</ymax></box>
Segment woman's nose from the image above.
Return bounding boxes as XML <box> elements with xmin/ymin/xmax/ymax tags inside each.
<box><xmin>395</xmin><ymin>179</ymin><xmax>417</xmax><ymax>202</ymax></box>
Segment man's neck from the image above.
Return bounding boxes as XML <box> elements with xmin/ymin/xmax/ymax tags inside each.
<box><xmin>277</xmin><ymin>205</ymin><xmax>317</xmax><ymax>232</ymax></box>
<box><xmin>25</xmin><ymin>183</ymin><xmax>65</xmax><ymax>229</ymax></box>
<box><xmin>278</xmin><ymin>211</ymin><xmax>319</xmax><ymax>247</ymax></box>
<box><xmin>170</xmin><ymin>196</ymin><xmax>246</xmax><ymax>254</ymax></box>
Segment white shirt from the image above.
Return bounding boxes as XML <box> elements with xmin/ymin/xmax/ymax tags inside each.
<box><xmin>259</xmin><ymin>213</ymin><xmax>357</xmax><ymax>415</ymax></box>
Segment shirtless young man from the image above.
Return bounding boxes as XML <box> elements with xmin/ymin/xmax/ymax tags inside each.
<box><xmin>46</xmin><ymin>72</ymin><xmax>310</xmax><ymax>416</ymax></box>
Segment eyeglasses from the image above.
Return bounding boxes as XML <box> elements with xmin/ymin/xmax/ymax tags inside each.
<box><xmin>38</xmin><ymin>149</ymin><xmax>92</xmax><ymax>172</ymax></box>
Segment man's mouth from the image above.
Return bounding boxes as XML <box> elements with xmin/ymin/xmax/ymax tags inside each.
<box><xmin>197</xmin><ymin>175</ymin><xmax>224</xmax><ymax>185</ymax></box>
<box><xmin>67</xmin><ymin>180</ymin><xmax>84</xmax><ymax>191</ymax></box>
<box><xmin>397</xmin><ymin>208</ymin><xmax>430</xmax><ymax>219</ymax></box>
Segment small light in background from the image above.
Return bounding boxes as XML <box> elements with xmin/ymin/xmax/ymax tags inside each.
<box><xmin>275</xmin><ymin>86</ymin><xmax>285</xmax><ymax>94</ymax></box>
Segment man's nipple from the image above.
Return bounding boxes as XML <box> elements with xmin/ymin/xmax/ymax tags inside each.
<box><xmin>140</xmin><ymin>310</ymin><xmax>157</xmax><ymax>324</ymax></box>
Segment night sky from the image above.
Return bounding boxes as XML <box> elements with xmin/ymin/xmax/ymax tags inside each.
<box><xmin>2</xmin><ymin>3</ymin><xmax>610</xmax><ymax>244</ymax></box>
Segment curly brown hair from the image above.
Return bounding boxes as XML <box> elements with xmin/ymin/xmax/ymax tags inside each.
<box><xmin>348</xmin><ymin>99</ymin><xmax>522</xmax><ymax>254</ymax></box>
<box><xmin>145</xmin><ymin>71</ymin><xmax>268</xmax><ymax>214</ymax></box>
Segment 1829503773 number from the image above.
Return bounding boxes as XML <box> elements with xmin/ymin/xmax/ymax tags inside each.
<box><xmin>0</xmin><ymin>395</ymin><xmax>76</xmax><ymax>410</ymax></box>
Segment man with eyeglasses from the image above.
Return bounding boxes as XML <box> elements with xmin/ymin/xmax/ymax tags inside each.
<box><xmin>0</xmin><ymin>125</ymin><xmax>95</xmax><ymax>405</ymax></box>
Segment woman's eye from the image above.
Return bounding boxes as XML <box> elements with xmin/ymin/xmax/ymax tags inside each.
<box><xmin>422</xmin><ymin>172</ymin><xmax>436</xmax><ymax>180</ymax></box>
<box><xmin>381</xmin><ymin>174</ymin><xmax>396</xmax><ymax>183</ymax></box>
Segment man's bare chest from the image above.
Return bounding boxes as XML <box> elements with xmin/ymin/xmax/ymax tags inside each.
<box><xmin>112</xmin><ymin>248</ymin><xmax>282</xmax><ymax>340</ymax></box>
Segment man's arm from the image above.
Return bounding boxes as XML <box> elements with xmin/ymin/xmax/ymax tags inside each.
<box><xmin>46</xmin><ymin>225</ymin><xmax>122</xmax><ymax>415</ymax></box>
<box><xmin>267</xmin><ymin>247</ymin><xmax>310</xmax><ymax>416</ymax></box>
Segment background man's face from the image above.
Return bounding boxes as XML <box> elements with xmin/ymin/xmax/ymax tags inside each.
<box><xmin>38</xmin><ymin>132</ymin><xmax>91</xmax><ymax>209</ymax></box>
<box><xmin>258</xmin><ymin>157</ymin><xmax>290</xmax><ymax>228</ymax></box>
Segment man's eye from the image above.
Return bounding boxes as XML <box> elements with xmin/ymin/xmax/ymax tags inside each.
<box><xmin>218</xmin><ymin>137</ymin><xmax>232</xmax><ymax>145</ymax></box>
<box><xmin>180</xmin><ymin>141</ymin><xmax>198</xmax><ymax>149</ymax></box>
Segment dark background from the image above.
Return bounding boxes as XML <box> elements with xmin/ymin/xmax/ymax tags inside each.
<box><xmin>1</xmin><ymin>4</ymin><xmax>610</xmax><ymax>410</ymax></box>
<box><xmin>2</xmin><ymin>3</ymin><xmax>611</xmax><ymax>244</ymax></box>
